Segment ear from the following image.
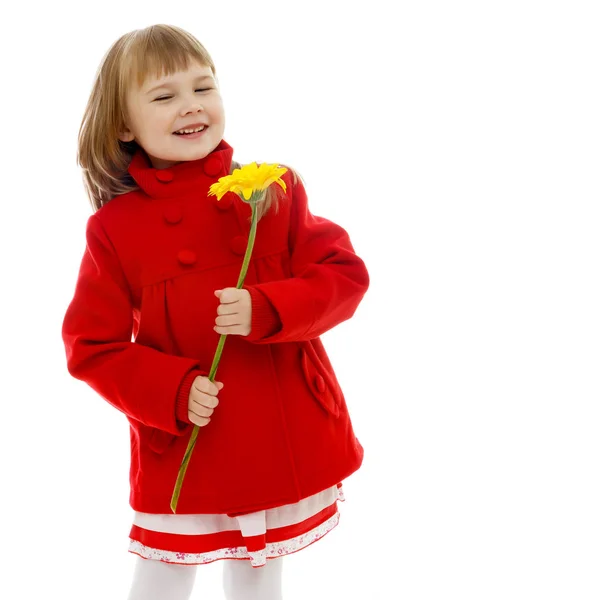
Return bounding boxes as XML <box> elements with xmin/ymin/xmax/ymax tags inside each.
<box><xmin>118</xmin><ymin>129</ymin><xmax>135</xmax><ymax>142</ymax></box>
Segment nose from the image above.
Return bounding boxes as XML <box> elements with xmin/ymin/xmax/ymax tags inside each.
<box><xmin>182</xmin><ymin>104</ymin><xmax>204</xmax><ymax>116</ymax></box>
<box><xmin>180</xmin><ymin>93</ymin><xmax>205</xmax><ymax>116</ymax></box>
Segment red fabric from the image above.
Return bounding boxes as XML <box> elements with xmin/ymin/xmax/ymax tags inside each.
<box><xmin>246</xmin><ymin>287</ymin><xmax>282</xmax><ymax>340</ymax></box>
<box><xmin>62</xmin><ymin>138</ymin><xmax>370</xmax><ymax>514</ymax></box>
<box><xmin>176</xmin><ymin>369</ymin><xmax>204</xmax><ymax>426</ymax></box>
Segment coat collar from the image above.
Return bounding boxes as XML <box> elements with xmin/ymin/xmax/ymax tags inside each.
<box><xmin>127</xmin><ymin>138</ymin><xmax>234</xmax><ymax>200</ymax></box>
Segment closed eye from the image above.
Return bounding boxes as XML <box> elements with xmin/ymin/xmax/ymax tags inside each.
<box><xmin>155</xmin><ymin>89</ymin><xmax>212</xmax><ymax>101</ymax></box>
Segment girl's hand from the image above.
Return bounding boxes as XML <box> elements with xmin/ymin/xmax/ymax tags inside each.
<box><xmin>214</xmin><ymin>288</ymin><xmax>252</xmax><ymax>336</ymax></box>
<box><xmin>188</xmin><ymin>376</ymin><xmax>223</xmax><ymax>427</ymax></box>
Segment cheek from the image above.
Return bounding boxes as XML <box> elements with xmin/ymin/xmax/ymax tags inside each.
<box><xmin>129</xmin><ymin>105</ymin><xmax>149</xmax><ymax>133</ymax></box>
<box><xmin>208</xmin><ymin>96</ymin><xmax>225</xmax><ymax>121</ymax></box>
<box><xmin>144</xmin><ymin>108</ymin><xmax>172</xmax><ymax>133</ymax></box>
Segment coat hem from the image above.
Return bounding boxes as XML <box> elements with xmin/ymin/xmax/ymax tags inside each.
<box><xmin>129</xmin><ymin>450</ymin><xmax>362</xmax><ymax>514</ymax></box>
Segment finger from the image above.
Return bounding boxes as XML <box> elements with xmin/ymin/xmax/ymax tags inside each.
<box><xmin>215</xmin><ymin>314</ymin><xmax>241</xmax><ymax>327</ymax></box>
<box><xmin>202</xmin><ymin>393</ymin><xmax>220</xmax><ymax>408</ymax></box>
<box><xmin>214</xmin><ymin>325</ymin><xmax>244</xmax><ymax>335</ymax></box>
<box><xmin>191</xmin><ymin>402</ymin><xmax>215</xmax><ymax>417</ymax></box>
<box><xmin>216</xmin><ymin>288</ymin><xmax>240</xmax><ymax>304</ymax></box>
<box><xmin>194</xmin><ymin>377</ymin><xmax>222</xmax><ymax>395</ymax></box>
<box><xmin>194</xmin><ymin>391</ymin><xmax>219</xmax><ymax>408</ymax></box>
<box><xmin>217</xmin><ymin>303</ymin><xmax>238</xmax><ymax>315</ymax></box>
<box><xmin>190</xmin><ymin>414</ymin><xmax>211</xmax><ymax>427</ymax></box>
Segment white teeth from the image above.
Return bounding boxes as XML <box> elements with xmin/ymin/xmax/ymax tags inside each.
<box><xmin>175</xmin><ymin>125</ymin><xmax>206</xmax><ymax>134</ymax></box>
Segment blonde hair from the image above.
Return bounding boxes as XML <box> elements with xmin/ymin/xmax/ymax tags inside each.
<box><xmin>77</xmin><ymin>24</ymin><xmax>299</xmax><ymax>222</ymax></box>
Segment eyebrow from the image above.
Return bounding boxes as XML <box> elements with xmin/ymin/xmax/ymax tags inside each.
<box><xmin>145</xmin><ymin>75</ymin><xmax>213</xmax><ymax>95</ymax></box>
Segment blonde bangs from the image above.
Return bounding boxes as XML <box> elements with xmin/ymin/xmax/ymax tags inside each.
<box><xmin>119</xmin><ymin>26</ymin><xmax>214</xmax><ymax>94</ymax></box>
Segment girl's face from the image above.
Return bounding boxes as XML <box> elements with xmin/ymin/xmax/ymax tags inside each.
<box><xmin>119</xmin><ymin>61</ymin><xmax>225</xmax><ymax>169</ymax></box>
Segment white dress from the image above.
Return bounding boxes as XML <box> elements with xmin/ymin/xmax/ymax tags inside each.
<box><xmin>128</xmin><ymin>483</ymin><xmax>345</xmax><ymax>568</ymax></box>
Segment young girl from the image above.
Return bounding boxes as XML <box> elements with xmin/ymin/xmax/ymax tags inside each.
<box><xmin>62</xmin><ymin>24</ymin><xmax>370</xmax><ymax>600</ymax></box>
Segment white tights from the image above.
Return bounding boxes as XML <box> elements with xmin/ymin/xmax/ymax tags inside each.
<box><xmin>126</xmin><ymin>555</ymin><xmax>284</xmax><ymax>600</ymax></box>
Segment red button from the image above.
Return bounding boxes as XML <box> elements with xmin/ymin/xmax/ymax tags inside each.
<box><xmin>215</xmin><ymin>194</ymin><xmax>233</xmax><ymax>210</ymax></box>
<box><xmin>155</xmin><ymin>170</ymin><xmax>174</xmax><ymax>182</ymax></box>
<box><xmin>203</xmin><ymin>157</ymin><xmax>222</xmax><ymax>177</ymax></box>
<box><xmin>230</xmin><ymin>235</ymin><xmax>248</xmax><ymax>256</ymax></box>
<box><xmin>314</xmin><ymin>375</ymin><xmax>326</xmax><ymax>393</ymax></box>
<box><xmin>177</xmin><ymin>250</ymin><xmax>197</xmax><ymax>265</ymax></box>
<box><xmin>163</xmin><ymin>205</ymin><xmax>183</xmax><ymax>224</ymax></box>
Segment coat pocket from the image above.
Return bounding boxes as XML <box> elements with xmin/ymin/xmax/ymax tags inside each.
<box><xmin>299</xmin><ymin>341</ymin><xmax>342</xmax><ymax>418</ymax></box>
<box><xmin>149</xmin><ymin>428</ymin><xmax>176</xmax><ymax>455</ymax></box>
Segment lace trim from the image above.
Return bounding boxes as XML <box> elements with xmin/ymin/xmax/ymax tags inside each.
<box><xmin>129</xmin><ymin>511</ymin><xmax>340</xmax><ymax>568</ymax></box>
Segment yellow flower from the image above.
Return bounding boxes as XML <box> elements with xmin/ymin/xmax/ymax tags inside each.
<box><xmin>208</xmin><ymin>162</ymin><xmax>288</xmax><ymax>201</ymax></box>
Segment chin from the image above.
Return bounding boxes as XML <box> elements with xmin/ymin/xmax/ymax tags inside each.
<box><xmin>149</xmin><ymin>134</ymin><xmax>221</xmax><ymax>166</ymax></box>
<box><xmin>183</xmin><ymin>141</ymin><xmax>220</xmax><ymax>159</ymax></box>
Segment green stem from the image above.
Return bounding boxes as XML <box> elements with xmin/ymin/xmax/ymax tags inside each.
<box><xmin>170</xmin><ymin>196</ymin><xmax>259</xmax><ymax>513</ymax></box>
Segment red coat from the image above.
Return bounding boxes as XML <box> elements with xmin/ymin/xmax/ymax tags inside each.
<box><xmin>62</xmin><ymin>139</ymin><xmax>370</xmax><ymax>515</ymax></box>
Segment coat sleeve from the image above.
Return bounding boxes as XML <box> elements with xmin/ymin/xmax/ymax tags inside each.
<box><xmin>61</xmin><ymin>213</ymin><xmax>208</xmax><ymax>435</ymax></box>
<box><xmin>243</xmin><ymin>173</ymin><xmax>370</xmax><ymax>344</ymax></box>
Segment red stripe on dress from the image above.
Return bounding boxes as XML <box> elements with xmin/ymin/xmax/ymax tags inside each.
<box><xmin>129</xmin><ymin>502</ymin><xmax>338</xmax><ymax>555</ymax></box>
<box><xmin>234</xmin><ymin>503</ymin><xmax>337</xmax><ymax>553</ymax></box>
<box><xmin>130</xmin><ymin>525</ymin><xmax>246</xmax><ymax>554</ymax></box>
<box><xmin>266</xmin><ymin>503</ymin><xmax>337</xmax><ymax>544</ymax></box>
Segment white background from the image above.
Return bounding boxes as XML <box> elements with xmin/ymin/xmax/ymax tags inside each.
<box><xmin>1</xmin><ymin>1</ymin><xmax>599</xmax><ymax>598</ymax></box>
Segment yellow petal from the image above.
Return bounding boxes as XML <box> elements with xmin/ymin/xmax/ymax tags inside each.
<box><xmin>207</xmin><ymin>162</ymin><xmax>288</xmax><ymax>203</ymax></box>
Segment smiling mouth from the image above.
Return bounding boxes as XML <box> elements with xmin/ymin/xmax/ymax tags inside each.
<box><xmin>173</xmin><ymin>125</ymin><xmax>208</xmax><ymax>135</ymax></box>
